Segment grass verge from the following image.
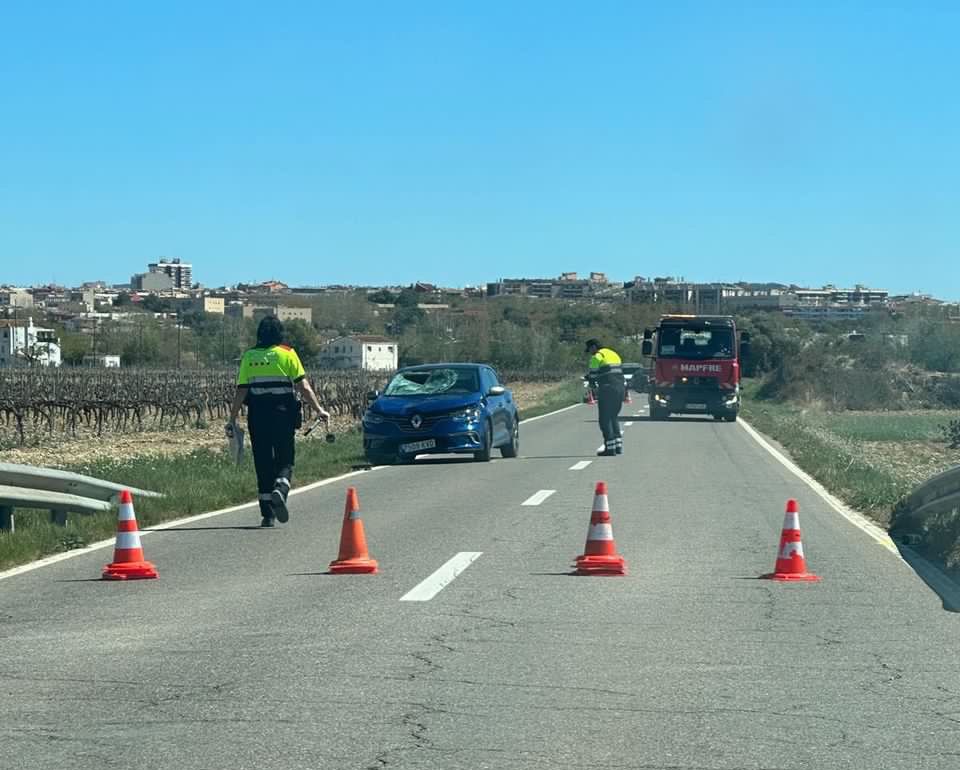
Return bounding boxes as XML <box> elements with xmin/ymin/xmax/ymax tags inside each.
<box><xmin>742</xmin><ymin>381</ymin><xmax>960</xmax><ymax>564</ymax></box>
<box><xmin>518</xmin><ymin>379</ymin><xmax>583</xmax><ymax>420</ymax></box>
<box><xmin>0</xmin><ymin>380</ymin><xmax>581</xmax><ymax>572</ymax></box>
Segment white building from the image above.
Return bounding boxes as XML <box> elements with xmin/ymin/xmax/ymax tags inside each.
<box><xmin>0</xmin><ymin>289</ymin><xmax>34</xmax><ymax>309</ymax></box>
<box><xmin>148</xmin><ymin>258</ymin><xmax>193</xmax><ymax>289</ymax></box>
<box><xmin>319</xmin><ymin>335</ymin><xmax>398</xmax><ymax>371</ymax></box>
<box><xmin>0</xmin><ymin>318</ymin><xmax>62</xmax><ymax>367</ymax></box>
<box><xmin>82</xmin><ymin>354</ymin><xmax>122</xmax><ymax>368</ymax></box>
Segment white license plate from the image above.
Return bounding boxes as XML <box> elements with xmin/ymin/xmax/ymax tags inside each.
<box><xmin>401</xmin><ymin>439</ymin><xmax>436</xmax><ymax>453</ymax></box>
<box><xmin>686</xmin><ymin>403</ymin><xmax>707</xmax><ymax>410</ymax></box>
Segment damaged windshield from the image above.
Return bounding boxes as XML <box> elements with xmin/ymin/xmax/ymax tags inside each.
<box><xmin>384</xmin><ymin>368</ymin><xmax>480</xmax><ymax>396</ymax></box>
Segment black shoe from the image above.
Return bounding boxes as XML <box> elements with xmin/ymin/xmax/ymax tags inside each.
<box><xmin>271</xmin><ymin>489</ymin><xmax>289</xmax><ymax>523</ymax></box>
<box><xmin>597</xmin><ymin>449</ymin><xmax>616</xmax><ymax>457</ymax></box>
<box><xmin>260</xmin><ymin>516</ymin><xmax>275</xmax><ymax>528</ymax></box>
<box><xmin>615</xmin><ymin>445</ymin><xmax>623</xmax><ymax>455</ymax></box>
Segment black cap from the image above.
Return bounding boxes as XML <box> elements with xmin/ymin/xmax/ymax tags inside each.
<box><xmin>584</xmin><ymin>338</ymin><xmax>601</xmax><ymax>353</ymax></box>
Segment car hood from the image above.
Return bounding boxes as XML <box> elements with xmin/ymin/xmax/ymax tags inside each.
<box><xmin>372</xmin><ymin>393</ymin><xmax>482</xmax><ymax>416</ymax></box>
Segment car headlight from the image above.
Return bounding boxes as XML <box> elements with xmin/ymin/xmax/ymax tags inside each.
<box><xmin>363</xmin><ymin>411</ymin><xmax>385</xmax><ymax>426</ymax></box>
<box><xmin>451</xmin><ymin>406</ymin><xmax>481</xmax><ymax>421</ymax></box>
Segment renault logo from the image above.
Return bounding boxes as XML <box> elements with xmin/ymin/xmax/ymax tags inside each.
<box><xmin>411</xmin><ymin>415</ymin><xmax>423</xmax><ymax>429</ymax></box>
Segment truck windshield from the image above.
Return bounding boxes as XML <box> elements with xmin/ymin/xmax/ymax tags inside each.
<box><xmin>657</xmin><ymin>326</ymin><xmax>734</xmax><ymax>359</ymax></box>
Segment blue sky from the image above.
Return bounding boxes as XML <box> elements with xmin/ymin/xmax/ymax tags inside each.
<box><xmin>1</xmin><ymin>2</ymin><xmax>958</xmax><ymax>298</ymax></box>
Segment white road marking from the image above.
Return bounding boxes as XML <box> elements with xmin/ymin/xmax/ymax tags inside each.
<box><xmin>520</xmin><ymin>403</ymin><xmax>582</xmax><ymax>424</ymax></box>
<box><xmin>522</xmin><ymin>489</ymin><xmax>557</xmax><ymax>506</ymax></box>
<box><xmin>624</xmin><ymin>422</ymin><xmax>634</xmax><ymax>428</ymax></box>
<box><xmin>400</xmin><ymin>552</ymin><xmax>483</xmax><ymax>602</ymax></box>
<box><xmin>738</xmin><ymin>418</ymin><xmax>900</xmax><ymax>556</ymax></box>
<box><xmin>569</xmin><ymin>460</ymin><xmax>593</xmax><ymax>471</ymax></box>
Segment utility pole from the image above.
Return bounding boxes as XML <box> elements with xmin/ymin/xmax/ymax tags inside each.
<box><xmin>177</xmin><ymin>312</ymin><xmax>182</xmax><ymax>369</ymax></box>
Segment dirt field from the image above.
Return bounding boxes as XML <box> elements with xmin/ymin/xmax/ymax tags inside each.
<box><xmin>0</xmin><ymin>381</ymin><xmax>564</xmax><ymax>468</ymax></box>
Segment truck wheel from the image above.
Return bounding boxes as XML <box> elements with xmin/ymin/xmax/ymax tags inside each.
<box><xmin>650</xmin><ymin>407</ymin><xmax>669</xmax><ymax>421</ymax></box>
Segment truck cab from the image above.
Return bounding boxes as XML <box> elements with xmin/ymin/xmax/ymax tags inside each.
<box><xmin>641</xmin><ymin>315</ymin><xmax>750</xmax><ymax>422</ymax></box>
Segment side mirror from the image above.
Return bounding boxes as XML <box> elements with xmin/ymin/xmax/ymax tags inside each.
<box><xmin>488</xmin><ymin>385</ymin><xmax>506</xmax><ymax>396</ymax></box>
<box><xmin>366</xmin><ymin>390</ymin><xmax>380</xmax><ymax>402</ymax></box>
<box><xmin>740</xmin><ymin>331</ymin><xmax>751</xmax><ymax>343</ymax></box>
<box><xmin>739</xmin><ymin>341</ymin><xmax>751</xmax><ymax>359</ymax></box>
<box><xmin>642</xmin><ymin>328</ymin><xmax>653</xmax><ymax>341</ymax></box>
<box><xmin>641</xmin><ymin>340</ymin><xmax>653</xmax><ymax>357</ymax></box>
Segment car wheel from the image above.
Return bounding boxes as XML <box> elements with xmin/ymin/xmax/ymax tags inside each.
<box><xmin>500</xmin><ymin>418</ymin><xmax>519</xmax><ymax>458</ymax></box>
<box><xmin>474</xmin><ymin>420</ymin><xmax>493</xmax><ymax>462</ymax></box>
<box><xmin>366</xmin><ymin>452</ymin><xmax>395</xmax><ymax>466</ymax></box>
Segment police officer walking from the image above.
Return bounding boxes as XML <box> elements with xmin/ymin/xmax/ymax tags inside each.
<box><xmin>228</xmin><ymin>317</ymin><xmax>329</xmax><ymax>527</ymax></box>
<box><xmin>585</xmin><ymin>338</ymin><xmax>625</xmax><ymax>457</ymax></box>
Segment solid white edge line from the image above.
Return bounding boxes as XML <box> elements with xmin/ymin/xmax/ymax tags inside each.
<box><xmin>0</xmin><ymin>402</ymin><xmax>585</xmax><ymax>582</ymax></box>
<box><xmin>737</xmin><ymin>418</ymin><xmax>900</xmax><ymax>556</ymax></box>
<box><xmin>522</xmin><ymin>489</ymin><xmax>557</xmax><ymax>506</ymax></box>
<box><xmin>520</xmin><ymin>402</ymin><xmax>581</xmax><ymax>424</ymax></box>
<box><xmin>400</xmin><ymin>552</ymin><xmax>483</xmax><ymax>602</ymax></box>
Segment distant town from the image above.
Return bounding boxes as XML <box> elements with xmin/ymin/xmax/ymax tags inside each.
<box><xmin>1</xmin><ymin>257</ymin><xmax>957</xmax><ymax>369</ymax></box>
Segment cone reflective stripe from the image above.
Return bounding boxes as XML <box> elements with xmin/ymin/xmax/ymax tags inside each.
<box><xmin>102</xmin><ymin>490</ymin><xmax>158</xmax><ymax>580</ymax></box>
<box><xmin>329</xmin><ymin>487</ymin><xmax>378</xmax><ymax>574</ymax></box>
<box><xmin>575</xmin><ymin>482</ymin><xmax>626</xmax><ymax>575</ymax></box>
<box><xmin>762</xmin><ymin>499</ymin><xmax>820</xmax><ymax>582</ymax></box>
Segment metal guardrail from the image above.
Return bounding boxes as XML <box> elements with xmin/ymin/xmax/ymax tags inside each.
<box><xmin>895</xmin><ymin>465</ymin><xmax>960</xmax><ymax>527</ymax></box>
<box><xmin>0</xmin><ymin>463</ymin><xmax>163</xmax><ymax>533</ymax></box>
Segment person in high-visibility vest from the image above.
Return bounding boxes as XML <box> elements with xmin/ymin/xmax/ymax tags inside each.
<box><xmin>227</xmin><ymin>317</ymin><xmax>329</xmax><ymax>527</ymax></box>
<box><xmin>585</xmin><ymin>338</ymin><xmax>625</xmax><ymax>456</ymax></box>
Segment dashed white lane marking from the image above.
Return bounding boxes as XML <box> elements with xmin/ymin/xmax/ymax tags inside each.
<box><xmin>569</xmin><ymin>460</ymin><xmax>593</xmax><ymax>471</ymax></box>
<box><xmin>400</xmin><ymin>552</ymin><xmax>483</xmax><ymax>602</ymax></box>
<box><xmin>738</xmin><ymin>418</ymin><xmax>899</xmax><ymax>556</ymax></box>
<box><xmin>624</xmin><ymin>422</ymin><xmax>634</xmax><ymax>428</ymax></box>
<box><xmin>522</xmin><ymin>489</ymin><xmax>557</xmax><ymax>506</ymax></box>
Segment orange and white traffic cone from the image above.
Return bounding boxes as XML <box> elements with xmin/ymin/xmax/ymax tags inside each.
<box><xmin>329</xmin><ymin>487</ymin><xmax>378</xmax><ymax>574</ymax></box>
<box><xmin>102</xmin><ymin>490</ymin><xmax>158</xmax><ymax>580</ymax></box>
<box><xmin>586</xmin><ymin>389</ymin><xmax>597</xmax><ymax>406</ymax></box>
<box><xmin>761</xmin><ymin>499</ymin><xmax>820</xmax><ymax>582</ymax></box>
<box><xmin>623</xmin><ymin>388</ymin><xmax>633</xmax><ymax>405</ymax></box>
<box><xmin>575</xmin><ymin>482</ymin><xmax>626</xmax><ymax>576</ymax></box>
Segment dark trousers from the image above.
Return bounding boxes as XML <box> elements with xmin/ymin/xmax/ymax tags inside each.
<box><xmin>248</xmin><ymin>406</ymin><xmax>296</xmax><ymax>515</ymax></box>
<box><xmin>597</xmin><ymin>383</ymin><xmax>624</xmax><ymax>448</ymax></box>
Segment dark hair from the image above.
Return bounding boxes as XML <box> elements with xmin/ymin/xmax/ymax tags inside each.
<box><xmin>256</xmin><ymin>316</ymin><xmax>284</xmax><ymax>347</ymax></box>
<box><xmin>584</xmin><ymin>338</ymin><xmax>601</xmax><ymax>353</ymax></box>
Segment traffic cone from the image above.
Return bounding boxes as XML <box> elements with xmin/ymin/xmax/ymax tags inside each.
<box><xmin>761</xmin><ymin>499</ymin><xmax>820</xmax><ymax>582</ymax></box>
<box><xmin>623</xmin><ymin>388</ymin><xmax>633</xmax><ymax>405</ymax></box>
<box><xmin>575</xmin><ymin>482</ymin><xmax>626</xmax><ymax>576</ymax></box>
<box><xmin>329</xmin><ymin>487</ymin><xmax>378</xmax><ymax>574</ymax></box>
<box><xmin>102</xmin><ymin>490</ymin><xmax>158</xmax><ymax>580</ymax></box>
<box><xmin>586</xmin><ymin>389</ymin><xmax>597</xmax><ymax>406</ymax></box>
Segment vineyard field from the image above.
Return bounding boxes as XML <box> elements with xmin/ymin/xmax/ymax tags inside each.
<box><xmin>0</xmin><ymin>368</ymin><xmax>388</xmax><ymax>447</ymax></box>
<box><xmin>0</xmin><ymin>367</ymin><xmax>572</xmax><ymax>448</ymax></box>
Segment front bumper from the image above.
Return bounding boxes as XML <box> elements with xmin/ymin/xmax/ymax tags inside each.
<box><xmin>650</xmin><ymin>387</ymin><xmax>740</xmax><ymax>415</ymax></box>
<box><xmin>362</xmin><ymin>417</ymin><xmax>486</xmax><ymax>457</ymax></box>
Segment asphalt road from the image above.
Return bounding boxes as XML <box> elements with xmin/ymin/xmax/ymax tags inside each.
<box><xmin>2</xmin><ymin>403</ymin><xmax>960</xmax><ymax>770</ymax></box>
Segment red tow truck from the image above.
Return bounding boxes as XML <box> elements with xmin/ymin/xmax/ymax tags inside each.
<box><xmin>641</xmin><ymin>314</ymin><xmax>751</xmax><ymax>422</ymax></box>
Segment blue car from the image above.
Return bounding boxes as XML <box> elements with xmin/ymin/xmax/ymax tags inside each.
<box><xmin>362</xmin><ymin>363</ymin><xmax>520</xmax><ymax>464</ymax></box>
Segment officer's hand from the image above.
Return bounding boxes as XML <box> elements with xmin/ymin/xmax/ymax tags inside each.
<box><xmin>317</xmin><ymin>408</ymin><xmax>331</xmax><ymax>422</ymax></box>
